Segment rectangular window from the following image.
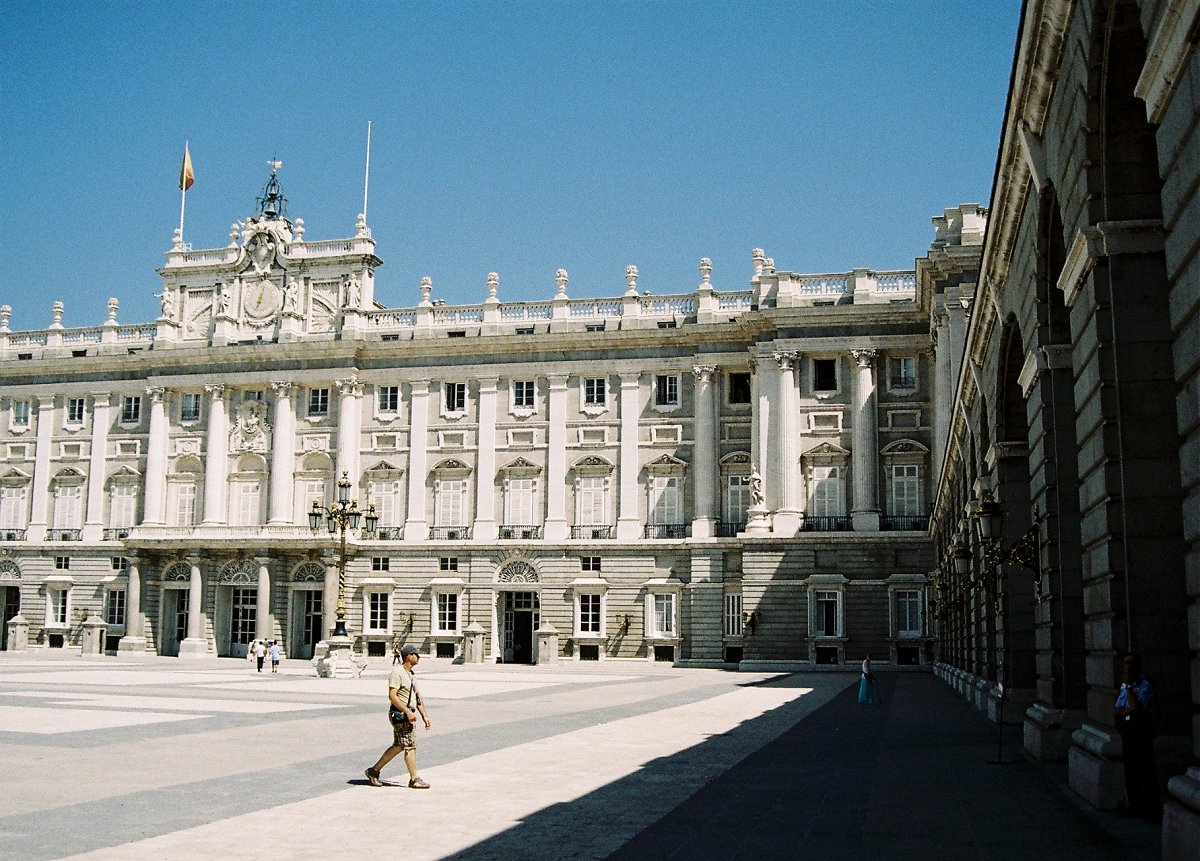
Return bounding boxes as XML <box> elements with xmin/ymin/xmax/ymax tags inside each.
<box><xmin>11</xmin><ymin>400</ymin><xmax>30</xmax><ymax>427</ymax></box>
<box><xmin>1</xmin><ymin>486</ymin><xmax>28</xmax><ymax>530</ymax></box>
<box><xmin>243</xmin><ymin>390</ymin><xmax>264</xmax><ymax>403</ymax></box>
<box><xmin>439</xmin><ymin>556</ymin><xmax>459</xmax><ymax>572</ymax></box>
<box><xmin>724</xmin><ymin>593</ymin><xmax>743</xmax><ymax>637</ymax></box>
<box><xmin>180</xmin><ymin>392</ymin><xmax>202</xmax><ymax>422</ymax></box>
<box><xmin>172</xmin><ymin>481</ymin><xmax>198</xmax><ymax>527</ymax></box>
<box><xmin>371</xmin><ymin>557</ymin><xmax>390</xmax><ymax>572</ymax></box>
<box><xmin>814</xmin><ymin>590</ymin><xmax>839</xmax><ymax>637</ymax></box>
<box><xmin>437</xmin><ymin>479</ymin><xmax>466</xmax><ymax>526</ymax></box>
<box><xmin>105</xmin><ymin>589</ymin><xmax>127</xmax><ymax>626</ymax></box>
<box><xmin>121</xmin><ymin>396</ymin><xmax>141</xmax><ymax>423</ymax></box>
<box><xmin>436</xmin><ymin>592</ymin><xmax>459</xmax><ymax>633</ymax></box>
<box><xmin>810</xmin><ymin>466</ymin><xmax>844</xmax><ymax>517</ymax></box>
<box><xmin>513</xmin><ymin>380</ymin><xmax>535</xmax><ymax>409</ymax></box>
<box><xmin>657</xmin><ymin>320</ymin><xmax>677</xmax><ymax>329</ymax></box>
<box><xmin>367</xmin><ymin>591</ymin><xmax>390</xmax><ymax>632</ymax></box>
<box><xmin>652</xmin><ymin>593</ymin><xmax>675</xmax><ymax>636</ymax></box>
<box><xmin>577</xmin><ymin>476</ymin><xmax>606</xmax><ymax>526</ymax></box>
<box><xmin>515</xmin><ymin>326</ymin><xmax>534</xmax><ymax>336</ymax></box>
<box><xmin>889</xmin><ymin>356</ymin><xmax>917</xmax><ymax>389</ymax></box>
<box><xmin>891</xmin><ymin>464</ymin><xmax>921</xmax><ymax>516</ymax></box>
<box><xmin>895</xmin><ymin>589</ymin><xmax>921</xmax><ymax>636</ymax></box>
<box><xmin>232</xmin><ymin>481</ymin><xmax>262</xmax><ymax>526</ymax></box>
<box><xmin>444</xmin><ymin>382</ymin><xmax>466</xmax><ymax>412</ymax></box>
<box><xmin>308</xmin><ymin>388</ymin><xmax>329</xmax><ymax>417</ymax></box>
<box><xmin>581</xmin><ymin>556</ymin><xmax>601</xmax><ymax>572</ymax></box>
<box><xmin>505</xmin><ymin>478</ymin><xmax>536</xmax><ymax>526</ymax></box>
<box><xmin>650</xmin><ymin>476</ymin><xmax>681</xmax><ymax>524</ymax></box>
<box><xmin>579</xmin><ymin>593</ymin><xmax>601</xmax><ymax>633</ymax></box>
<box><xmin>585</xmin><ymin>323</ymin><xmax>605</xmax><ymax>333</ymax></box>
<box><xmin>377</xmin><ymin>385</ymin><xmax>399</xmax><ymax>413</ymax></box>
<box><xmin>654</xmin><ymin>375</ymin><xmax>679</xmax><ymax>406</ymax></box>
<box><xmin>725</xmin><ymin>475</ymin><xmax>751</xmax><ymax>524</ymax></box>
<box><xmin>813</xmin><ymin>359</ymin><xmax>837</xmax><ymax>392</ymax></box>
<box><xmin>728</xmin><ymin>372</ymin><xmax>751</xmax><ymax>404</ymax></box>
<box><xmin>368</xmin><ymin>479</ymin><xmax>400</xmax><ymax>527</ymax></box>
<box><xmin>53</xmin><ymin>485</ymin><xmax>82</xmax><ymax>529</ymax></box>
<box><xmin>67</xmin><ymin>397</ymin><xmax>86</xmax><ymax>424</ymax></box>
<box><xmin>109</xmin><ymin>484</ymin><xmax>137</xmax><ymax>529</ymax></box>
<box><xmin>583</xmin><ymin>378</ymin><xmax>606</xmax><ymax>406</ymax></box>
<box><xmin>55</xmin><ymin>556</ymin><xmax>70</xmax><ymax>570</ymax></box>
<box><xmin>49</xmin><ymin>589</ymin><xmax>68</xmax><ymax>626</ymax></box>
<box><xmin>111</xmin><ymin>556</ymin><xmax>129</xmax><ymax>571</ymax></box>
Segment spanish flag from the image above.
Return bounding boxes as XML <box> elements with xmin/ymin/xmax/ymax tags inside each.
<box><xmin>179</xmin><ymin>144</ymin><xmax>195</xmax><ymax>192</ymax></box>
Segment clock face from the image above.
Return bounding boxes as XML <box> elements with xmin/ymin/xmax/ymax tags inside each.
<box><xmin>244</xmin><ymin>279</ymin><xmax>281</xmax><ymax>319</ymax></box>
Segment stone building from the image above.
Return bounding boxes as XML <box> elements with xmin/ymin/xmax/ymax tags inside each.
<box><xmin>0</xmin><ymin>166</ymin><xmax>969</xmax><ymax>672</ymax></box>
<box><xmin>927</xmin><ymin>0</ymin><xmax>1199</xmax><ymax>854</ymax></box>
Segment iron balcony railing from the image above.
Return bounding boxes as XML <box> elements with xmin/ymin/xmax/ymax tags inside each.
<box><xmin>46</xmin><ymin>529</ymin><xmax>83</xmax><ymax>541</ymax></box>
<box><xmin>429</xmin><ymin>526</ymin><xmax>471</xmax><ymax>540</ymax></box>
<box><xmin>499</xmin><ymin>525</ymin><xmax>543</xmax><ymax>540</ymax></box>
<box><xmin>880</xmin><ymin>514</ymin><xmax>930</xmax><ymax>531</ymax></box>
<box><xmin>716</xmin><ymin>521</ymin><xmax>746</xmax><ymax>537</ymax></box>
<box><xmin>800</xmin><ymin>516</ymin><xmax>853</xmax><ymax>532</ymax></box>
<box><xmin>102</xmin><ymin>528</ymin><xmax>132</xmax><ymax>540</ymax></box>
<box><xmin>0</xmin><ymin>529</ymin><xmax>27</xmax><ymax>541</ymax></box>
<box><xmin>367</xmin><ymin>527</ymin><xmax>404</xmax><ymax>540</ymax></box>
<box><xmin>644</xmin><ymin>524</ymin><xmax>688</xmax><ymax>539</ymax></box>
<box><xmin>571</xmin><ymin>525</ymin><xmax>614</xmax><ymax>539</ymax></box>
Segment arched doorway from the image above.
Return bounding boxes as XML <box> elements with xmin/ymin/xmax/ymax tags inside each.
<box><xmin>493</xmin><ymin>559</ymin><xmax>540</xmax><ymax>664</ymax></box>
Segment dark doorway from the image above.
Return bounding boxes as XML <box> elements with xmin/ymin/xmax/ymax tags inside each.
<box><xmin>504</xmin><ymin>591</ymin><xmax>539</xmax><ymax>664</ymax></box>
<box><xmin>1</xmin><ymin>586</ymin><xmax>19</xmax><ymax>650</ymax></box>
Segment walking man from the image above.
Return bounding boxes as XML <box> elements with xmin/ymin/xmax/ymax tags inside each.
<box><xmin>250</xmin><ymin>639</ymin><xmax>266</xmax><ymax>672</ymax></box>
<box><xmin>268</xmin><ymin>640</ymin><xmax>281</xmax><ymax>673</ymax></box>
<box><xmin>365</xmin><ymin>644</ymin><xmax>432</xmax><ymax>789</ymax></box>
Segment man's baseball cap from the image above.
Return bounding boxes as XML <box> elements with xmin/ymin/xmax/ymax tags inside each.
<box><xmin>401</xmin><ymin>644</ymin><xmax>420</xmax><ymax>658</ymax></box>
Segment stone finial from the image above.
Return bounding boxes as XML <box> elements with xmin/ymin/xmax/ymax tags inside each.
<box><xmin>51</xmin><ymin>301</ymin><xmax>64</xmax><ymax>328</ymax></box>
<box><xmin>765</xmin><ymin>257</ymin><xmax>775</xmax><ymax>274</ymax></box>
<box><xmin>172</xmin><ymin>228</ymin><xmax>184</xmax><ymax>251</ymax></box>
<box><xmin>487</xmin><ymin>272</ymin><xmax>499</xmax><ymax>300</ymax></box>
<box><xmin>229</xmin><ymin>223</ymin><xmax>240</xmax><ymax>247</ymax></box>
<box><xmin>555</xmin><ymin>268</ymin><xmax>568</xmax><ymax>296</ymax></box>
<box><xmin>699</xmin><ymin>258</ymin><xmax>712</xmax><ymax>285</ymax></box>
<box><xmin>420</xmin><ymin>276</ymin><xmax>433</xmax><ymax>306</ymax></box>
<box><xmin>294</xmin><ymin>218</ymin><xmax>305</xmax><ymax>242</ymax></box>
<box><xmin>0</xmin><ymin>305</ymin><xmax>10</xmax><ymax>332</ymax></box>
<box><xmin>355</xmin><ymin>213</ymin><xmax>367</xmax><ymax>237</ymax></box>
<box><xmin>752</xmin><ymin>248</ymin><xmax>765</xmax><ymax>276</ymax></box>
<box><xmin>106</xmin><ymin>297</ymin><xmax>119</xmax><ymax>322</ymax></box>
<box><xmin>625</xmin><ymin>265</ymin><xmax>639</xmax><ymax>296</ymax></box>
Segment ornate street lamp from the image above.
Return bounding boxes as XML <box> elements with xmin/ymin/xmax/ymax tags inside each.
<box><xmin>308</xmin><ymin>472</ymin><xmax>378</xmax><ymax>638</ymax></box>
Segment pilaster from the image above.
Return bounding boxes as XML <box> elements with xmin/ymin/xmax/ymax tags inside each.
<box><xmin>544</xmin><ymin>373</ymin><xmax>570</xmax><ymax>541</ymax></box>
<box><xmin>616</xmin><ymin>372</ymin><xmax>642</xmax><ymax>540</ymax></box>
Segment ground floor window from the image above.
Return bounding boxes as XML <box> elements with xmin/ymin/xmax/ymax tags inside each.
<box><xmin>105</xmin><ymin>588</ymin><xmax>126</xmax><ymax>626</ymax></box>
<box><xmin>724</xmin><ymin>593</ymin><xmax>742</xmax><ymax>636</ymax></box>
<box><xmin>230</xmin><ymin>587</ymin><xmax>256</xmax><ymax>645</ymax></box>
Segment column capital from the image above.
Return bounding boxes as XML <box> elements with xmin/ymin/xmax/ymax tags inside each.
<box><xmin>269</xmin><ymin>380</ymin><xmax>295</xmax><ymax>398</ymax></box>
<box><xmin>547</xmin><ymin>373</ymin><xmax>569</xmax><ymax>389</ymax></box>
<box><xmin>204</xmin><ymin>383</ymin><xmax>226</xmax><ymax>399</ymax></box>
<box><xmin>692</xmin><ymin>364</ymin><xmax>717</xmax><ymax>382</ymax></box>
<box><xmin>146</xmin><ymin>386</ymin><xmax>167</xmax><ymax>403</ymax></box>
<box><xmin>773</xmin><ymin>351</ymin><xmax>798</xmax><ymax>370</ymax></box>
<box><xmin>409</xmin><ymin>379</ymin><xmax>431</xmax><ymax>396</ymax></box>
<box><xmin>92</xmin><ymin>392</ymin><xmax>112</xmax><ymax>408</ymax></box>
<box><xmin>851</xmin><ymin>348</ymin><xmax>877</xmax><ymax>368</ymax></box>
<box><xmin>619</xmin><ymin>371</ymin><xmax>641</xmax><ymax>387</ymax></box>
<box><xmin>335</xmin><ymin>376</ymin><xmax>362</xmax><ymax>396</ymax></box>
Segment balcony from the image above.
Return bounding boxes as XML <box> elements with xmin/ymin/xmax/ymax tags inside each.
<box><xmin>0</xmin><ymin>529</ymin><xmax>27</xmax><ymax>541</ymax></box>
<box><xmin>571</xmin><ymin>525</ymin><xmax>614</xmax><ymax>540</ymax></box>
<box><xmin>103</xmin><ymin>528</ymin><xmax>132</xmax><ymax>541</ymax></box>
<box><xmin>880</xmin><ymin>514</ymin><xmax>929</xmax><ymax>531</ymax></box>
<box><xmin>367</xmin><ymin>527</ymin><xmax>404</xmax><ymax>540</ymax></box>
<box><xmin>499</xmin><ymin>525</ymin><xmax>543</xmax><ymax>540</ymax></box>
<box><xmin>45</xmin><ymin>529</ymin><xmax>83</xmax><ymax>541</ymax></box>
<box><xmin>429</xmin><ymin>526</ymin><xmax>471</xmax><ymax>541</ymax></box>
<box><xmin>644</xmin><ymin>524</ymin><xmax>688</xmax><ymax>539</ymax></box>
<box><xmin>716</xmin><ymin>521</ymin><xmax>746</xmax><ymax>537</ymax></box>
<box><xmin>889</xmin><ymin>376</ymin><xmax>917</xmax><ymax>389</ymax></box>
<box><xmin>800</xmin><ymin>516</ymin><xmax>853</xmax><ymax>532</ymax></box>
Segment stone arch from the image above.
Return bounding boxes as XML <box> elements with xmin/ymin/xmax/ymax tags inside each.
<box><xmin>292</xmin><ymin>561</ymin><xmax>324</xmax><ymax>583</ymax></box>
<box><xmin>495</xmin><ymin>558</ymin><xmax>539</xmax><ymax>584</ymax></box>
<box><xmin>0</xmin><ymin>559</ymin><xmax>22</xmax><ymax>581</ymax></box>
<box><xmin>218</xmin><ymin>559</ymin><xmax>258</xmax><ymax>585</ymax></box>
<box><xmin>162</xmin><ymin>561</ymin><xmax>191</xmax><ymax>583</ymax></box>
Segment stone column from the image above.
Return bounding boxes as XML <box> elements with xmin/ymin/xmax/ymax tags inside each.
<box><xmin>117</xmin><ymin>557</ymin><xmax>147</xmax><ymax>653</ymax></box>
<box><xmin>255</xmin><ymin>557</ymin><xmax>271</xmax><ymax>642</ymax></box>
<box><xmin>691</xmin><ymin>365</ymin><xmax>717</xmax><ymax>538</ymax></box>
<box><xmin>851</xmin><ymin>349</ymin><xmax>880</xmax><ymax>531</ymax></box>
<box><xmin>932</xmin><ymin>312</ymin><xmax>952</xmax><ymax>483</ymax></box>
<box><xmin>83</xmin><ymin>393</ymin><xmax>111</xmax><ymax>540</ymax></box>
<box><xmin>773</xmin><ymin>352</ymin><xmax>802</xmax><ymax>535</ymax></box>
<box><xmin>745</xmin><ymin>357</ymin><xmax>771</xmax><ymax>535</ymax></box>
<box><xmin>473</xmin><ymin>377</ymin><xmax>499</xmax><ymax>541</ymax></box>
<box><xmin>544</xmin><ymin>374</ymin><xmax>569</xmax><ymax>541</ymax></box>
<box><xmin>178</xmin><ymin>557</ymin><xmax>208</xmax><ymax>658</ymax></box>
<box><xmin>27</xmin><ymin>395</ymin><xmax>55</xmax><ymax>540</ymax></box>
<box><xmin>321</xmin><ymin>552</ymin><xmax>338</xmax><ymax>639</ymax></box>
<box><xmin>201</xmin><ymin>385</ymin><xmax>229</xmax><ymax>525</ymax></box>
<box><xmin>268</xmin><ymin>382</ymin><xmax>296</xmax><ymax>525</ymax></box>
<box><xmin>616</xmin><ymin>372</ymin><xmax>642</xmax><ymax>540</ymax></box>
<box><xmin>142</xmin><ymin>387</ymin><xmax>169</xmax><ymax>526</ymax></box>
<box><xmin>403</xmin><ymin>380</ymin><xmax>430</xmax><ymax>540</ymax></box>
<box><xmin>334</xmin><ymin>376</ymin><xmax>362</xmax><ymax>487</ymax></box>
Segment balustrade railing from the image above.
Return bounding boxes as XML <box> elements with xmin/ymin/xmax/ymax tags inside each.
<box><xmin>876</xmin><ymin>272</ymin><xmax>916</xmax><ymax>292</ymax></box>
<box><xmin>103</xmin><ymin>528</ymin><xmax>131</xmax><ymax>540</ymax></box>
<box><xmin>0</xmin><ymin>529</ymin><xmax>27</xmax><ymax>541</ymax></box>
<box><xmin>429</xmin><ymin>526</ymin><xmax>471</xmax><ymax>540</ymax></box>
<box><xmin>501</xmin><ymin>303</ymin><xmax>552</xmax><ymax>320</ymax></box>
<box><xmin>571</xmin><ymin>525</ymin><xmax>614</xmax><ymax>539</ymax></box>
<box><xmin>45</xmin><ymin>529</ymin><xmax>82</xmax><ymax>541</ymax></box>
<box><xmin>499</xmin><ymin>525</ymin><xmax>543</xmax><ymax>539</ymax></box>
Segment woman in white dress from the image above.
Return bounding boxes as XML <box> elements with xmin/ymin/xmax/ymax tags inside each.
<box><xmin>858</xmin><ymin>652</ymin><xmax>875</xmax><ymax>704</ymax></box>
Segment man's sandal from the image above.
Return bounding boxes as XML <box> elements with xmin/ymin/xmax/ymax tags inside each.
<box><xmin>408</xmin><ymin>777</ymin><xmax>430</xmax><ymax>789</ymax></box>
<box><xmin>364</xmin><ymin>768</ymin><xmax>383</xmax><ymax>787</ymax></box>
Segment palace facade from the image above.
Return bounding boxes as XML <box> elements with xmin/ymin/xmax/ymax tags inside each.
<box><xmin>0</xmin><ymin>166</ymin><xmax>977</xmax><ymax>671</ymax></box>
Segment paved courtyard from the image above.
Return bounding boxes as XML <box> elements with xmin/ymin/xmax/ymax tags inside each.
<box><xmin>0</xmin><ymin>652</ymin><xmax>1163</xmax><ymax>860</ymax></box>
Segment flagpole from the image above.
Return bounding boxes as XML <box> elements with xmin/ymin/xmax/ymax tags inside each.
<box><xmin>179</xmin><ymin>141</ymin><xmax>189</xmax><ymax>240</ymax></box>
<box><xmin>362</xmin><ymin>121</ymin><xmax>372</xmax><ymax>221</ymax></box>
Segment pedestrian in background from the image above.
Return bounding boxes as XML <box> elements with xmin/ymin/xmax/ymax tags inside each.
<box><xmin>858</xmin><ymin>652</ymin><xmax>876</xmax><ymax>704</ymax></box>
<box><xmin>269</xmin><ymin>640</ymin><xmax>281</xmax><ymax>673</ymax></box>
<box><xmin>250</xmin><ymin>639</ymin><xmax>266</xmax><ymax>673</ymax></box>
<box><xmin>1113</xmin><ymin>652</ymin><xmax>1161</xmax><ymax>822</ymax></box>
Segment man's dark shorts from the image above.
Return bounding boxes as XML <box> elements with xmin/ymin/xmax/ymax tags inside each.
<box><xmin>392</xmin><ymin>718</ymin><xmax>416</xmax><ymax>751</ymax></box>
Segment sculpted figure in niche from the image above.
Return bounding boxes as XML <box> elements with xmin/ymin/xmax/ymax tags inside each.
<box><xmin>345</xmin><ymin>274</ymin><xmax>361</xmax><ymax>309</ymax></box>
<box><xmin>157</xmin><ymin>291</ymin><xmax>175</xmax><ymax>319</ymax></box>
<box><xmin>283</xmin><ymin>278</ymin><xmax>299</xmax><ymax>313</ymax></box>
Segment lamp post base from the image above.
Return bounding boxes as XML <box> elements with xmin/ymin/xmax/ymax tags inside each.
<box><xmin>312</xmin><ymin>635</ymin><xmax>367</xmax><ymax>678</ymax></box>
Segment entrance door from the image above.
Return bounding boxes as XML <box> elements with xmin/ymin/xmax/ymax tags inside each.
<box><xmin>229</xmin><ymin>587</ymin><xmax>256</xmax><ymax>657</ymax></box>
<box><xmin>503</xmin><ymin>591</ymin><xmax>539</xmax><ymax>664</ymax></box>
<box><xmin>292</xmin><ymin>590</ymin><xmax>322</xmax><ymax>660</ymax></box>
<box><xmin>163</xmin><ymin>589</ymin><xmax>188</xmax><ymax>657</ymax></box>
<box><xmin>1</xmin><ymin>585</ymin><xmax>19</xmax><ymax>651</ymax></box>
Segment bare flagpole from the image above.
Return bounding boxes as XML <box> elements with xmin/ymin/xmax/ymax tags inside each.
<box><xmin>362</xmin><ymin>121</ymin><xmax>372</xmax><ymax>222</ymax></box>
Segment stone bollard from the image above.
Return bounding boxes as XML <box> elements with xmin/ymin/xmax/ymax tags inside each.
<box><xmin>5</xmin><ymin>613</ymin><xmax>28</xmax><ymax>651</ymax></box>
<box><xmin>80</xmin><ymin>613</ymin><xmax>107</xmax><ymax>656</ymax></box>
<box><xmin>463</xmin><ymin>621</ymin><xmax>486</xmax><ymax>664</ymax></box>
<box><xmin>535</xmin><ymin>622</ymin><xmax>559</xmax><ymax>664</ymax></box>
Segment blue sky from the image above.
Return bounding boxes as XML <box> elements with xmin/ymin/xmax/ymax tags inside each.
<box><xmin>0</xmin><ymin>1</ymin><xmax>1021</xmax><ymax>330</ymax></box>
